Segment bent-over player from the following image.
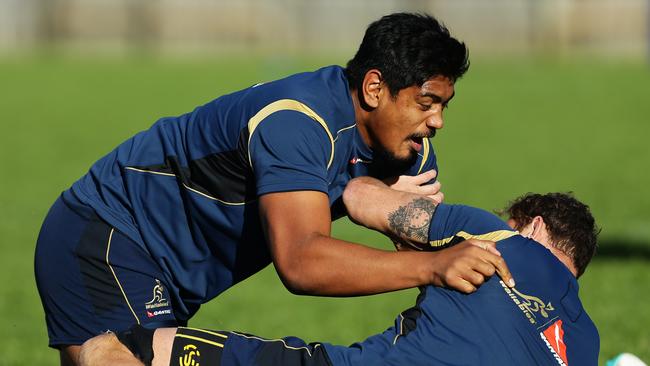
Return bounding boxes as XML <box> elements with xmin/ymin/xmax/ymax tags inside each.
<box><xmin>35</xmin><ymin>13</ymin><xmax>515</xmax><ymax>365</ymax></box>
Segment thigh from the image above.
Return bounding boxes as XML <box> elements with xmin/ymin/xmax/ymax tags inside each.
<box><xmin>35</xmin><ymin>194</ymin><xmax>179</xmax><ymax>349</ymax></box>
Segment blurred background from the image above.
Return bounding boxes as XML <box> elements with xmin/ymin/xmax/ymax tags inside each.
<box><xmin>1</xmin><ymin>0</ymin><xmax>649</xmax><ymax>365</ymax></box>
<box><xmin>0</xmin><ymin>0</ymin><xmax>648</xmax><ymax>58</ymax></box>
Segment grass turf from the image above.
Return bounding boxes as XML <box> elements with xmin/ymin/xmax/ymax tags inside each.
<box><xmin>0</xmin><ymin>55</ymin><xmax>648</xmax><ymax>365</ymax></box>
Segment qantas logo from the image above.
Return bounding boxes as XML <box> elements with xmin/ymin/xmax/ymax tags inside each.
<box><xmin>147</xmin><ymin>309</ymin><xmax>172</xmax><ymax>318</ymax></box>
<box><xmin>540</xmin><ymin>320</ymin><xmax>568</xmax><ymax>365</ymax></box>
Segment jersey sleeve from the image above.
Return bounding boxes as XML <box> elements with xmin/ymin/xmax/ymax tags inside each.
<box><xmin>248</xmin><ymin>110</ymin><xmax>333</xmax><ymax>196</ymax></box>
<box><xmin>321</xmin><ymin>327</ymin><xmax>397</xmax><ymax>366</ymax></box>
<box><xmin>428</xmin><ymin>204</ymin><xmax>516</xmax><ymax>249</ymax></box>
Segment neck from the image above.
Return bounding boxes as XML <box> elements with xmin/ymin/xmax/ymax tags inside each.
<box><xmin>523</xmin><ymin>220</ymin><xmax>578</xmax><ymax>278</ymax></box>
<box><xmin>547</xmin><ymin>245</ymin><xmax>578</xmax><ymax>277</ymax></box>
<box><xmin>534</xmin><ymin>234</ymin><xmax>577</xmax><ymax>277</ymax></box>
<box><xmin>350</xmin><ymin>88</ymin><xmax>372</xmax><ymax>148</ymax></box>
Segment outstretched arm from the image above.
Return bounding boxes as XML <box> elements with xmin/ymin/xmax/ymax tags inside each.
<box><xmin>260</xmin><ymin>190</ymin><xmax>453</xmax><ymax>296</ymax></box>
<box><xmin>262</xmin><ymin>187</ymin><xmax>513</xmax><ymax>296</ymax></box>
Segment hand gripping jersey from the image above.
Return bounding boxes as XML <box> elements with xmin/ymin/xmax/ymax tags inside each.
<box><xmin>64</xmin><ymin>66</ymin><xmax>437</xmax><ymax>321</ymax></box>
<box><xmin>324</xmin><ymin>204</ymin><xmax>600</xmax><ymax>365</ymax></box>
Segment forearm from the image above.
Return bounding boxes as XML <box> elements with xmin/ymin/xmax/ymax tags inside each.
<box><xmin>343</xmin><ymin>177</ymin><xmax>437</xmax><ymax>245</ymax></box>
<box><xmin>274</xmin><ymin>233</ymin><xmax>436</xmax><ymax>296</ymax></box>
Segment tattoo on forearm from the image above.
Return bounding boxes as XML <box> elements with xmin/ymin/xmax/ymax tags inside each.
<box><xmin>387</xmin><ymin>198</ymin><xmax>437</xmax><ymax>244</ymax></box>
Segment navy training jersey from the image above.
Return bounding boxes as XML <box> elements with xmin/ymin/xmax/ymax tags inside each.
<box><xmin>324</xmin><ymin>204</ymin><xmax>599</xmax><ymax>365</ymax></box>
<box><xmin>66</xmin><ymin>65</ymin><xmax>437</xmax><ymax>320</ymax></box>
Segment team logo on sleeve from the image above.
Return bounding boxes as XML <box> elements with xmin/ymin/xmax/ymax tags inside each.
<box><xmin>179</xmin><ymin>344</ymin><xmax>200</xmax><ymax>366</ymax></box>
<box><xmin>540</xmin><ymin>320</ymin><xmax>568</xmax><ymax>365</ymax></box>
<box><xmin>499</xmin><ymin>281</ymin><xmax>555</xmax><ymax>325</ymax></box>
<box><xmin>145</xmin><ymin>279</ymin><xmax>171</xmax><ymax>317</ymax></box>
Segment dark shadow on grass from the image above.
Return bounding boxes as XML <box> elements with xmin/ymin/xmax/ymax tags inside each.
<box><xmin>595</xmin><ymin>239</ymin><xmax>650</xmax><ymax>260</ymax></box>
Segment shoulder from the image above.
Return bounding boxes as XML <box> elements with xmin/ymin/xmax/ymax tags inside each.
<box><xmin>247</xmin><ymin>108</ymin><xmax>335</xmax><ymax>168</ymax></box>
<box><xmin>436</xmin><ymin>204</ymin><xmax>514</xmax><ymax>235</ymax></box>
<box><xmin>255</xmin><ymin>66</ymin><xmax>355</xmax><ymax>133</ymax></box>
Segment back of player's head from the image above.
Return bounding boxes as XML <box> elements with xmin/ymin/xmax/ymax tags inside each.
<box><xmin>345</xmin><ymin>12</ymin><xmax>470</xmax><ymax>96</ymax></box>
<box><xmin>504</xmin><ymin>192</ymin><xmax>599</xmax><ymax>278</ymax></box>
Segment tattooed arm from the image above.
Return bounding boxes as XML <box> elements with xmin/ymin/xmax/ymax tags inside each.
<box><xmin>343</xmin><ymin>176</ymin><xmax>515</xmax><ymax>291</ymax></box>
<box><xmin>343</xmin><ymin>176</ymin><xmax>438</xmax><ymax>246</ymax></box>
<box><xmin>387</xmin><ymin>197</ymin><xmax>436</xmax><ymax>246</ymax></box>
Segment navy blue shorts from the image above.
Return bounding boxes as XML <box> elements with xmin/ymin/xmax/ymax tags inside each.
<box><xmin>35</xmin><ymin>191</ymin><xmax>181</xmax><ymax>348</ymax></box>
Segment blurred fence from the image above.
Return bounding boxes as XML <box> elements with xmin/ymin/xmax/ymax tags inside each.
<box><xmin>0</xmin><ymin>0</ymin><xmax>648</xmax><ymax>58</ymax></box>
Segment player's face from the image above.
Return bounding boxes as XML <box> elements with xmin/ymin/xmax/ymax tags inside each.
<box><xmin>370</xmin><ymin>75</ymin><xmax>455</xmax><ymax>167</ymax></box>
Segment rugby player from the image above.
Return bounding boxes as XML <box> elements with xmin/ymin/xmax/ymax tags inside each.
<box><xmin>35</xmin><ymin>13</ymin><xmax>514</xmax><ymax>365</ymax></box>
<box><xmin>78</xmin><ymin>180</ymin><xmax>599</xmax><ymax>366</ymax></box>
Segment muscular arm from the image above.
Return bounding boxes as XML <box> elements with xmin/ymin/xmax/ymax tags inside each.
<box><xmin>261</xmin><ymin>187</ymin><xmax>514</xmax><ymax>296</ymax></box>
<box><xmin>259</xmin><ymin>190</ymin><xmax>442</xmax><ymax>296</ymax></box>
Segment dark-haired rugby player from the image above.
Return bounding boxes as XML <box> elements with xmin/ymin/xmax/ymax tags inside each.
<box><xmin>35</xmin><ymin>13</ymin><xmax>515</xmax><ymax>365</ymax></box>
<box><xmin>79</xmin><ymin>180</ymin><xmax>599</xmax><ymax>366</ymax></box>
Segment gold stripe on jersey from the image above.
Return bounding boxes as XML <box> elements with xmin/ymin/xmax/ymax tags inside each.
<box><xmin>333</xmin><ymin>123</ymin><xmax>356</xmax><ymax>142</ymax></box>
<box><xmin>123</xmin><ymin>167</ymin><xmax>176</xmax><ymax>177</ymax></box>
<box><xmin>429</xmin><ymin>229</ymin><xmax>518</xmax><ymax>248</ymax></box>
<box><xmin>247</xmin><ymin>99</ymin><xmax>335</xmax><ymax>169</ymax></box>
<box><xmin>178</xmin><ymin>327</ymin><xmax>229</xmax><ymax>339</ymax></box>
<box><xmin>180</xmin><ymin>183</ymin><xmax>247</xmax><ymax>206</ymax></box>
<box><xmin>417</xmin><ymin>138</ymin><xmax>431</xmax><ymax>174</ymax></box>
<box><xmin>175</xmin><ymin>334</ymin><xmax>224</xmax><ymax>348</ymax></box>
<box><xmin>124</xmin><ymin>167</ymin><xmax>248</xmax><ymax>206</ymax></box>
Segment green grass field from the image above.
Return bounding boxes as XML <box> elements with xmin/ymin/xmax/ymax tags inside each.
<box><xmin>1</xmin><ymin>55</ymin><xmax>649</xmax><ymax>365</ymax></box>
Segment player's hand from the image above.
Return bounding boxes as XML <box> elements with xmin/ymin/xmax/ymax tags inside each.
<box><xmin>428</xmin><ymin>239</ymin><xmax>515</xmax><ymax>293</ymax></box>
<box><xmin>383</xmin><ymin>169</ymin><xmax>444</xmax><ymax>204</ymax></box>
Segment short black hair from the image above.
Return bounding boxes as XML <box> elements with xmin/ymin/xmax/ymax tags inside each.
<box><xmin>503</xmin><ymin>192</ymin><xmax>599</xmax><ymax>278</ymax></box>
<box><xmin>345</xmin><ymin>13</ymin><xmax>470</xmax><ymax>96</ymax></box>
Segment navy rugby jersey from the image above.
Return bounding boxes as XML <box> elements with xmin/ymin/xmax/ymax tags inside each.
<box><xmin>324</xmin><ymin>205</ymin><xmax>599</xmax><ymax>365</ymax></box>
<box><xmin>67</xmin><ymin>66</ymin><xmax>437</xmax><ymax>320</ymax></box>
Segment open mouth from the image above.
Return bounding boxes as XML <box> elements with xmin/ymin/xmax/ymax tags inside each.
<box><xmin>409</xmin><ymin>136</ymin><xmax>424</xmax><ymax>151</ymax></box>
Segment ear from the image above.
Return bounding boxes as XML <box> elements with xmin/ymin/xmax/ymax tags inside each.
<box><xmin>528</xmin><ymin>216</ymin><xmax>547</xmax><ymax>242</ymax></box>
<box><xmin>360</xmin><ymin>69</ymin><xmax>384</xmax><ymax>109</ymax></box>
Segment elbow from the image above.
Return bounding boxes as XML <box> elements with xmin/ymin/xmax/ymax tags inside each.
<box><xmin>271</xmin><ymin>247</ymin><xmax>317</xmax><ymax>295</ymax></box>
<box><xmin>342</xmin><ymin>177</ymin><xmax>373</xmax><ymax>220</ymax></box>
<box><xmin>268</xmin><ymin>232</ymin><xmax>331</xmax><ymax>296</ymax></box>
<box><xmin>343</xmin><ymin>177</ymin><xmax>387</xmax><ymax>228</ymax></box>
<box><xmin>342</xmin><ymin>177</ymin><xmax>368</xmax><ymax>204</ymax></box>
<box><xmin>274</xmin><ymin>262</ymin><xmax>314</xmax><ymax>295</ymax></box>
<box><xmin>282</xmin><ymin>280</ymin><xmax>310</xmax><ymax>296</ymax></box>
